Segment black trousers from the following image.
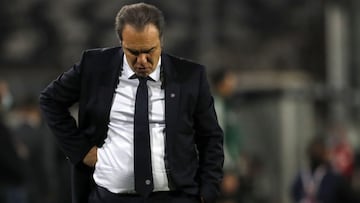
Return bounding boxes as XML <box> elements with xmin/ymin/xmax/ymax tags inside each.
<box><xmin>88</xmin><ymin>186</ymin><xmax>200</xmax><ymax>203</ymax></box>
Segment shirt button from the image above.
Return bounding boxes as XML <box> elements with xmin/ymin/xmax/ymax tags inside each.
<box><xmin>145</xmin><ymin>179</ymin><xmax>151</xmax><ymax>185</ymax></box>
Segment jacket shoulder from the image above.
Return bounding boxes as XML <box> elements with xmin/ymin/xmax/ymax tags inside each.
<box><xmin>166</xmin><ymin>54</ymin><xmax>204</xmax><ymax>69</ymax></box>
<box><xmin>165</xmin><ymin>54</ymin><xmax>206</xmax><ymax>78</ymax></box>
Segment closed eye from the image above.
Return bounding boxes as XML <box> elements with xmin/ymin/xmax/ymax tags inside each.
<box><xmin>125</xmin><ymin>47</ymin><xmax>156</xmax><ymax>56</ymax></box>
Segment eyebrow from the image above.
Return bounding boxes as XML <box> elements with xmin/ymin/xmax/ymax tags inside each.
<box><xmin>124</xmin><ymin>47</ymin><xmax>156</xmax><ymax>56</ymax></box>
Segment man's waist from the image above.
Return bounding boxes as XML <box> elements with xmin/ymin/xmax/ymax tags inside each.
<box><xmin>93</xmin><ymin>169</ymin><xmax>170</xmax><ymax>193</ymax></box>
<box><xmin>95</xmin><ymin>185</ymin><xmax>177</xmax><ymax>197</ymax></box>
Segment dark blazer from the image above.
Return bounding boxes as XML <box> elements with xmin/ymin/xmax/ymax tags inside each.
<box><xmin>39</xmin><ymin>47</ymin><xmax>224</xmax><ymax>203</ymax></box>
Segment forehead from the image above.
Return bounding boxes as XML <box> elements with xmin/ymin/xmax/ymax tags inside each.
<box><xmin>122</xmin><ymin>24</ymin><xmax>161</xmax><ymax>48</ymax></box>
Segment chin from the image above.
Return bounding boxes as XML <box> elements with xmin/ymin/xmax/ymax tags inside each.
<box><xmin>136</xmin><ymin>72</ymin><xmax>148</xmax><ymax>77</ymax></box>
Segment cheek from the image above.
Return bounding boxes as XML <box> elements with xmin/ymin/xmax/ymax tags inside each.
<box><xmin>126</xmin><ymin>55</ymin><xmax>136</xmax><ymax>65</ymax></box>
<box><xmin>148</xmin><ymin>56</ymin><xmax>155</xmax><ymax>63</ymax></box>
<box><xmin>151</xmin><ymin>52</ymin><xmax>161</xmax><ymax>64</ymax></box>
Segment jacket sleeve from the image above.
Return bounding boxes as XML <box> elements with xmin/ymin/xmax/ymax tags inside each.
<box><xmin>39</xmin><ymin>51</ymin><xmax>93</xmax><ymax>165</ymax></box>
<box><xmin>194</xmin><ymin>67</ymin><xmax>224</xmax><ymax>203</ymax></box>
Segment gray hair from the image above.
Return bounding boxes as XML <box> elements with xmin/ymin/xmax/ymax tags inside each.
<box><xmin>115</xmin><ymin>3</ymin><xmax>165</xmax><ymax>42</ymax></box>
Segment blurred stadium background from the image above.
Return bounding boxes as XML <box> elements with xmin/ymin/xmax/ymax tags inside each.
<box><xmin>1</xmin><ymin>0</ymin><xmax>360</xmax><ymax>203</ymax></box>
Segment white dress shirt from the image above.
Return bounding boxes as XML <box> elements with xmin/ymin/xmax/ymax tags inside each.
<box><xmin>93</xmin><ymin>55</ymin><xmax>169</xmax><ymax>193</ymax></box>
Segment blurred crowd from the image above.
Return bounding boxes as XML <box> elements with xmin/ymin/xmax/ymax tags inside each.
<box><xmin>0</xmin><ymin>0</ymin><xmax>324</xmax><ymax>74</ymax></box>
<box><xmin>210</xmin><ymin>70</ymin><xmax>360</xmax><ymax>203</ymax></box>
<box><xmin>0</xmin><ymin>80</ymin><xmax>71</xmax><ymax>203</ymax></box>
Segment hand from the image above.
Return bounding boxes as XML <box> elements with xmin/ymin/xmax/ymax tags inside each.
<box><xmin>83</xmin><ymin>146</ymin><xmax>98</xmax><ymax>167</ymax></box>
<box><xmin>200</xmin><ymin>196</ymin><xmax>205</xmax><ymax>203</ymax></box>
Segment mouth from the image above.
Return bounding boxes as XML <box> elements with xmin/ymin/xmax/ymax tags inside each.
<box><xmin>134</xmin><ymin>66</ymin><xmax>150</xmax><ymax>76</ymax></box>
<box><xmin>136</xmin><ymin>67</ymin><xmax>148</xmax><ymax>72</ymax></box>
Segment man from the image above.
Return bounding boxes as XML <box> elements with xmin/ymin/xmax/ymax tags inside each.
<box><xmin>0</xmin><ymin>81</ymin><xmax>28</xmax><ymax>203</ymax></box>
<box><xmin>210</xmin><ymin>68</ymin><xmax>240</xmax><ymax>170</ymax></box>
<box><xmin>291</xmin><ymin>136</ymin><xmax>354</xmax><ymax>203</ymax></box>
<box><xmin>39</xmin><ymin>3</ymin><xmax>223</xmax><ymax>203</ymax></box>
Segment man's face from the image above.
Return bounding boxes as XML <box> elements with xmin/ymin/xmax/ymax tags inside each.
<box><xmin>121</xmin><ymin>24</ymin><xmax>162</xmax><ymax>77</ymax></box>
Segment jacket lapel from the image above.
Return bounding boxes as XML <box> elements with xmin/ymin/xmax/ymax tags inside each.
<box><xmin>162</xmin><ymin>54</ymin><xmax>180</xmax><ymax>146</ymax></box>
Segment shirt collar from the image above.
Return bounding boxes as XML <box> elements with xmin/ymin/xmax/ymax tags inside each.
<box><xmin>123</xmin><ymin>54</ymin><xmax>161</xmax><ymax>82</ymax></box>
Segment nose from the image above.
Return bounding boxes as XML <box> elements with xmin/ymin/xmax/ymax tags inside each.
<box><xmin>136</xmin><ymin>53</ymin><xmax>148</xmax><ymax>64</ymax></box>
